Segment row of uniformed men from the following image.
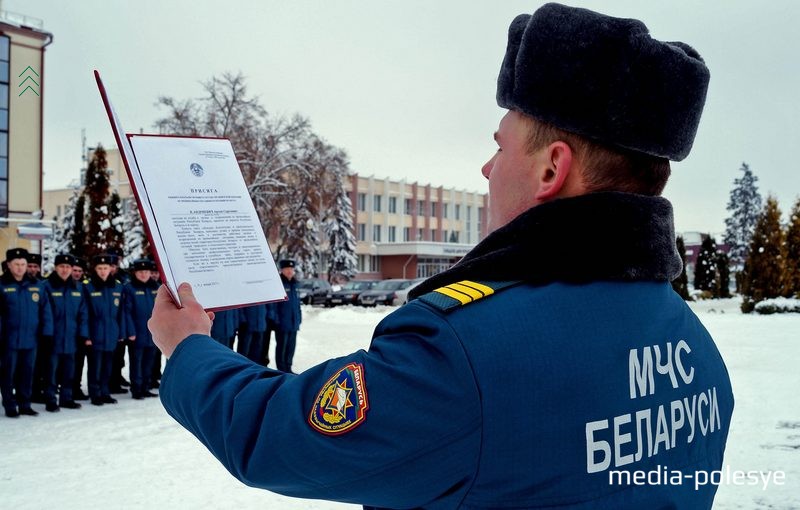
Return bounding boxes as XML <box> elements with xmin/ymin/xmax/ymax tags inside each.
<box><xmin>209</xmin><ymin>259</ymin><xmax>303</xmax><ymax>374</ymax></box>
<box><xmin>1</xmin><ymin>250</ymin><xmax>304</xmax><ymax>417</ymax></box>
<box><xmin>1</xmin><ymin>248</ymin><xmax>163</xmax><ymax>417</ymax></box>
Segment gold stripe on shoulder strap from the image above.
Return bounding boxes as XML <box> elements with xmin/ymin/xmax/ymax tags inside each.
<box><xmin>434</xmin><ymin>286</ymin><xmax>472</xmax><ymax>304</ymax></box>
<box><xmin>459</xmin><ymin>280</ymin><xmax>495</xmax><ymax>296</ymax></box>
<box><xmin>447</xmin><ymin>283</ymin><xmax>483</xmax><ymax>300</ymax></box>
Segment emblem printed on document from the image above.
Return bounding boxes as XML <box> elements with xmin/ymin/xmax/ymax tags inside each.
<box><xmin>309</xmin><ymin>362</ymin><xmax>369</xmax><ymax>435</ymax></box>
<box><xmin>190</xmin><ymin>163</ymin><xmax>204</xmax><ymax>177</ymax></box>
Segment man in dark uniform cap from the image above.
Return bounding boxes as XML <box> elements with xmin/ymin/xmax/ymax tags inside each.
<box><xmin>123</xmin><ymin>258</ymin><xmax>160</xmax><ymax>399</ymax></box>
<box><xmin>83</xmin><ymin>254</ymin><xmax>125</xmax><ymax>406</ymax></box>
<box><xmin>273</xmin><ymin>259</ymin><xmax>301</xmax><ymax>373</ymax></box>
<box><xmin>70</xmin><ymin>256</ymin><xmax>90</xmax><ymax>399</ymax></box>
<box><xmin>1</xmin><ymin>248</ymin><xmax>53</xmax><ymax>417</ymax></box>
<box><xmin>42</xmin><ymin>254</ymin><xmax>88</xmax><ymax>411</ymax></box>
<box><xmin>149</xmin><ymin>4</ymin><xmax>733</xmax><ymax>508</ymax></box>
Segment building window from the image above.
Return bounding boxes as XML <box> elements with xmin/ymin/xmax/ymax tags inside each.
<box><xmin>443</xmin><ymin>203</ymin><xmax>449</xmax><ymax>219</ymax></box>
<box><xmin>417</xmin><ymin>228</ymin><xmax>424</xmax><ymax>241</ymax></box>
<box><xmin>358</xmin><ymin>223</ymin><xmax>366</xmax><ymax>241</ymax></box>
<box><xmin>431</xmin><ymin>202</ymin><xmax>438</xmax><ymax>217</ymax></box>
<box><xmin>357</xmin><ymin>254</ymin><xmax>367</xmax><ymax>272</ymax></box>
<box><xmin>404</xmin><ymin>227</ymin><xmax>411</xmax><ymax>242</ymax></box>
<box><xmin>477</xmin><ymin>207</ymin><xmax>483</xmax><ymax>241</ymax></box>
<box><xmin>388</xmin><ymin>196</ymin><xmax>397</xmax><ymax>214</ymax></box>
<box><xmin>450</xmin><ymin>231</ymin><xmax>459</xmax><ymax>243</ymax></box>
<box><xmin>373</xmin><ymin>225</ymin><xmax>381</xmax><ymax>242</ymax></box>
<box><xmin>373</xmin><ymin>195</ymin><xmax>382</xmax><ymax>212</ymax></box>
<box><xmin>388</xmin><ymin>226</ymin><xmax>396</xmax><ymax>242</ymax></box>
<box><xmin>357</xmin><ymin>193</ymin><xmax>366</xmax><ymax>211</ymax></box>
<box><xmin>442</xmin><ymin>230</ymin><xmax>448</xmax><ymax>243</ymax></box>
<box><xmin>417</xmin><ymin>257</ymin><xmax>457</xmax><ymax>278</ymax></box>
<box><xmin>0</xmin><ymin>35</ymin><xmax>8</xmax><ymax>220</ymax></box>
<box><xmin>455</xmin><ymin>204</ymin><xmax>461</xmax><ymax>220</ymax></box>
<box><xmin>404</xmin><ymin>198</ymin><xmax>412</xmax><ymax>216</ymax></box>
<box><xmin>431</xmin><ymin>229</ymin><xmax>436</xmax><ymax>242</ymax></box>
<box><xmin>370</xmin><ymin>255</ymin><xmax>381</xmax><ymax>273</ymax></box>
<box><xmin>417</xmin><ymin>200</ymin><xmax>425</xmax><ymax>217</ymax></box>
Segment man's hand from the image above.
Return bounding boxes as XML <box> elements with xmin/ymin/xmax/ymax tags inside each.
<box><xmin>148</xmin><ymin>283</ymin><xmax>214</xmax><ymax>358</ymax></box>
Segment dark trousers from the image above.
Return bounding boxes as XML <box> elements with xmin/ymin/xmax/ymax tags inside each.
<box><xmin>236</xmin><ymin>323</ymin><xmax>253</xmax><ymax>358</ymax></box>
<box><xmin>32</xmin><ymin>335</ymin><xmax>51</xmax><ymax>400</ymax></box>
<box><xmin>151</xmin><ymin>351</ymin><xmax>163</xmax><ymax>385</ymax></box>
<box><xmin>251</xmin><ymin>328</ymin><xmax>273</xmax><ymax>366</ymax></box>
<box><xmin>275</xmin><ymin>330</ymin><xmax>297</xmax><ymax>373</ymax></box>
<box><xmin>1</xmin><ymin>348</ymin><xmax>36</xmax><ymax>411</ymax></box>
<box><xmin>73</xmin><ymin>340</ymin><xmax>89</xmax><ymax>394</ymax></box>
<box><xmin>46</xmin><ymin>352</ymin><xmax>75</xmax><ymax>405</ymax></box>
<box><xmin>111</xmin><ymin>340</ymin><xmax>128</xmax><ymax>388</ymax></box>
<box><xmin>130</xmin><ymin>346</ymin><xmax>156</xmax><ymax>396</ymax></box>
<box><xmin>88</xmin><ymin>349</ymin><xmax>114</xmax><ymax>399</ymax></box>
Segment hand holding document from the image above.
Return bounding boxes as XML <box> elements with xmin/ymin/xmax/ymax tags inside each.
<box><xmin>95</xmin><ymin>71</ymin><xmax>286</xmax><ymax>310</ymax></box>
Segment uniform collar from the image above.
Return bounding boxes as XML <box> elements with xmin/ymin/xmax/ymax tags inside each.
<box><xmin>1</xmin><ymin>272</ymin><xmax>36</xmax><ymax>286</ymax></box>
<box><xmin>47</xmin><ymin>272</ymin><xmax>75</xmax><ymax>289</ymax></box>
<box><xmin>409</xmin><ymin>191</ymin><xmax>682</xmax><ymax>299</ymax></box>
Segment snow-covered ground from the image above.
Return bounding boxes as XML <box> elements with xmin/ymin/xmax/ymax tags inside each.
<box><xmin>1</xmin><ymin>300</ymin><xmax>797</xmax><ymax>509</ymax></box>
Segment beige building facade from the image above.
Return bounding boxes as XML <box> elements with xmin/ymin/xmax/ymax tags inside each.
<box><xmin>0</xmin><ymin>13</ymin><xmax>53</xmax><ymax>257</ymax></box>
<box><xmin>45</xmin><ymin>147</ymin><xmax>488</xmax><ymax>279</ymax></box>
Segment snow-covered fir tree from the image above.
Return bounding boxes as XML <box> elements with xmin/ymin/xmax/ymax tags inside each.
<box><xmin>723</xmin><ymin>163</ymin><xmax>762</xmax><ymax>268</ymax></box>
<box><xmin>740</xmin><ymin>196</ymin><xmax>785</xmax><ymax>312</ymax></box>
<box><xmin>693</xmin><ymin>235</ymin><xmax>717</xmax><ymax>293</ymax></box>
<box><xmin>107</xmin><ymin>190</ymin><xmax>125</xmax><ymax>261</ymax></box>
<box><xmin>69</xmin><ymin>194</ymin><xmax>88</xmax><ymax>261</ymax></box>
<box><xmin>782</xmin><ymin>197</ymin><xmax>800</xmax><ymax>298</ymax></box>
<box><xmin>44</xmin><ymin>187</ymin><xmax>82</xmax><ymax>270</ymax></box>
<box><xmin>84</xmin><ymin>146</ymin><xmax>113</xmax><ymax>261</ymax></box>
<box><xmin>715</xmin><ymin>251</ymin><xmax>731</xmax><ymax>298</ymax></box>
<box><xmin>671</xmin><ymin>235</ymin><xmax>691</xmax><ymax>300</ymax></box>
<box><xmin>123</xmin><ymin>200</ymin><xmax>151</xmax><ymax>266</ymax></box>
<box><xmin>323</xmin><ymin>171</ymin><xmax>357</xmax><ymax>282</ymax></box>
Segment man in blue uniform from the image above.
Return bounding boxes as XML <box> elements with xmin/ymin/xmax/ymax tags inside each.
<box><xmin>209</xmin><ymin>309</ymin><xmax>237</xmax><ymax>349</ymax></box>
<box><xmin>42</xmin><ymin>254</ymin><xmax>88</xmax><ymax>411</ymax></box>
<box><xmin>123</xmin><ymin>258</ymin><xmax>160</xmax><ymax>399</ymax></box>
<box><xmin>273</xmin><ymin>259</ymin><xmax>302</xmax><ymax>373</ymax></box>
<box><xmin>84</xmin><ymin>254</ymin><xmax>125</xmax><ymax>406</ymax></box>
<box><xmin>149</xmin><ymin>4</ymin><xmax>734</xmax><ymax>508</ymax></box>
<box><xmin>1</xmin><ymin>248</ymin><xmax>53</xmax><ymax>417</ymax></box>
<box><xmin>70</xmin><ymin>257</ymin><xmax>90</xmax><ymax>400</ymax></box>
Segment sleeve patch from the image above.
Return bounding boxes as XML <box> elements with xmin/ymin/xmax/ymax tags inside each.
<box><xmin>308</xmin><ymin>362</ymin><xmax>369</xmax><ymax>436</ymax></box>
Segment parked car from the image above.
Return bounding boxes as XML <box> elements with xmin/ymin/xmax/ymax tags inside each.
<box><xmin>357</xmin><ymin>279</ymin><xmax>412</xmax><ymax>307</ymax></box>
<box><xmin>325</xmin><ymin>280</ymin><xmax>379</xmax><ymax>307</ymax></box>
<box><xmin>298</xmin><ymin>278</ymin><xmax>332</xmax><ymax>305</ymax></box>
<box><xmin>392</xmin><ymin>277</ymin><xmax>427</xmax><ymax>305</ymax></box>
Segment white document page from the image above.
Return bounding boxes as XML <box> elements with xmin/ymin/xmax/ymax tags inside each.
<box><xmin>129</xmin><ymin>135</ymin><xmax>286</xmax><ymax>310</ymax></box>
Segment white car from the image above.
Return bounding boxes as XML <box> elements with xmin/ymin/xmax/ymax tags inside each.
<box><xmin>392</xmin><ymin>277</ymin><xmax>427</xmax><ymax>306</ymax></box>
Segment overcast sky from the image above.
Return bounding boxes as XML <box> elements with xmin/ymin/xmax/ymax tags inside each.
<box><xmin>11</xmin><ymin>0</ymin><xmax>800</xmax><ymax>234</ymax></box>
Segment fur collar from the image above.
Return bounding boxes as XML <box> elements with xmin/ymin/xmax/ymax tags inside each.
<box><xmin>409</xmin><ymin>192</ymin><xmax>681</xmax><ymax>299</ymax></box>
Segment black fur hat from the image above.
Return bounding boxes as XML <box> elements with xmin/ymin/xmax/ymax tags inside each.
<box><xmin>26</xmin><ymin>252</ymin><xmax>42</xmax><ymax>265</ymax></box>
<box><xmin>497</xmin><ymin>3</ymin><xmax>709</xmax><ymax>161</ymax></box>
<box><xmin>6</xmin><ymin>248</ymin><xmax>28</xmax><ymax>262</ymax></box>
<box><xmin>54</xmin><ymin>254</ymin><xmax>75</xmax><ymax>266</ymax></box>
<box><xmin>131</xmin><ymin>258</ymin><xmax>157</xmax><ymax>271</ymax></box>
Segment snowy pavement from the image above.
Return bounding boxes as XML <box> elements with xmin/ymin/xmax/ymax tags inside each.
<box><xmin>1</xmin><ymin>300</ymin><xmax>797</xmax><ymax>509</ymax></box>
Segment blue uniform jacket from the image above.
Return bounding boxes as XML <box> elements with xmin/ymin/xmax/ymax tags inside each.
<box><xmin>161</xmin><ymin>282</ymin><xmax>733</xmax><ymax>509</ymax></box>
<box><xmin>238</xmin><ymin>303</ymin><xmax>268</xmax><ymax>333</ymax></box>
<box><xmin>0</xmin><ymin>273</ymin><xmax>53</xmax><ymax>350</ymax></box>
<box><xmin>159</xmin><ymin>194</ymin><xmax>735</xmax><ymax>509</ymax></box>
<box><xmin>210</xmin><ymin>309</ymin><xmax>238</xmax><ymax>340</ymax></box>
<box><xmin>273</xmin><ymin>275</ymin><xmax>301</xmax><ymax>332</ymax></box>
<box><xmin>83</xmin><ymin>276</ymin><xmax>125</xmax><ymax>351</ymax></box>
<box><xmin>43</xmin><ymin>273</ymin><xmax>88</xmax><ymax>355</ymax></box>
<box><xmin>123</xmin><ymin>278</ymin><xmax>159</xmax><ymax>349</ymax></box>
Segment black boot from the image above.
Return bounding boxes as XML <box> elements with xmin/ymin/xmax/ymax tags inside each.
<box><xmin>60</xmin><ymin>401</ymin><xmax>82</xmax><ymax>409</ymax></box>
<box><xmin>19</xmin><ymin>407</ymin><xmax>39</xmax><ymax>416</ymax></box>
<box><xmin>5</xmin><ymin>408</ymin><xmax>19</xmax><ymax>418</ymax></box>
<box><xmin>101</xmin><ymin>395</ymin><xmax>118</xmax><ymax>404</ymax></box>
<box><xmin>45</xmin><ymin>402</ymin><xmax>60</xmax><ymax>412</ymax></box>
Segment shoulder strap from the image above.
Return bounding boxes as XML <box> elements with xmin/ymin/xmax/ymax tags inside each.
<box><xmin>417</xmin><ymin>280</ymin><xmax>522</xmax><ymax>313</ymax></box>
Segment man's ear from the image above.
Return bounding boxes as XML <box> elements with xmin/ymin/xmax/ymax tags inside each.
<box><xmin>533</xmin><ymin>141</ymin><xmax>574</xmax><ymax>202</ymax></box>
